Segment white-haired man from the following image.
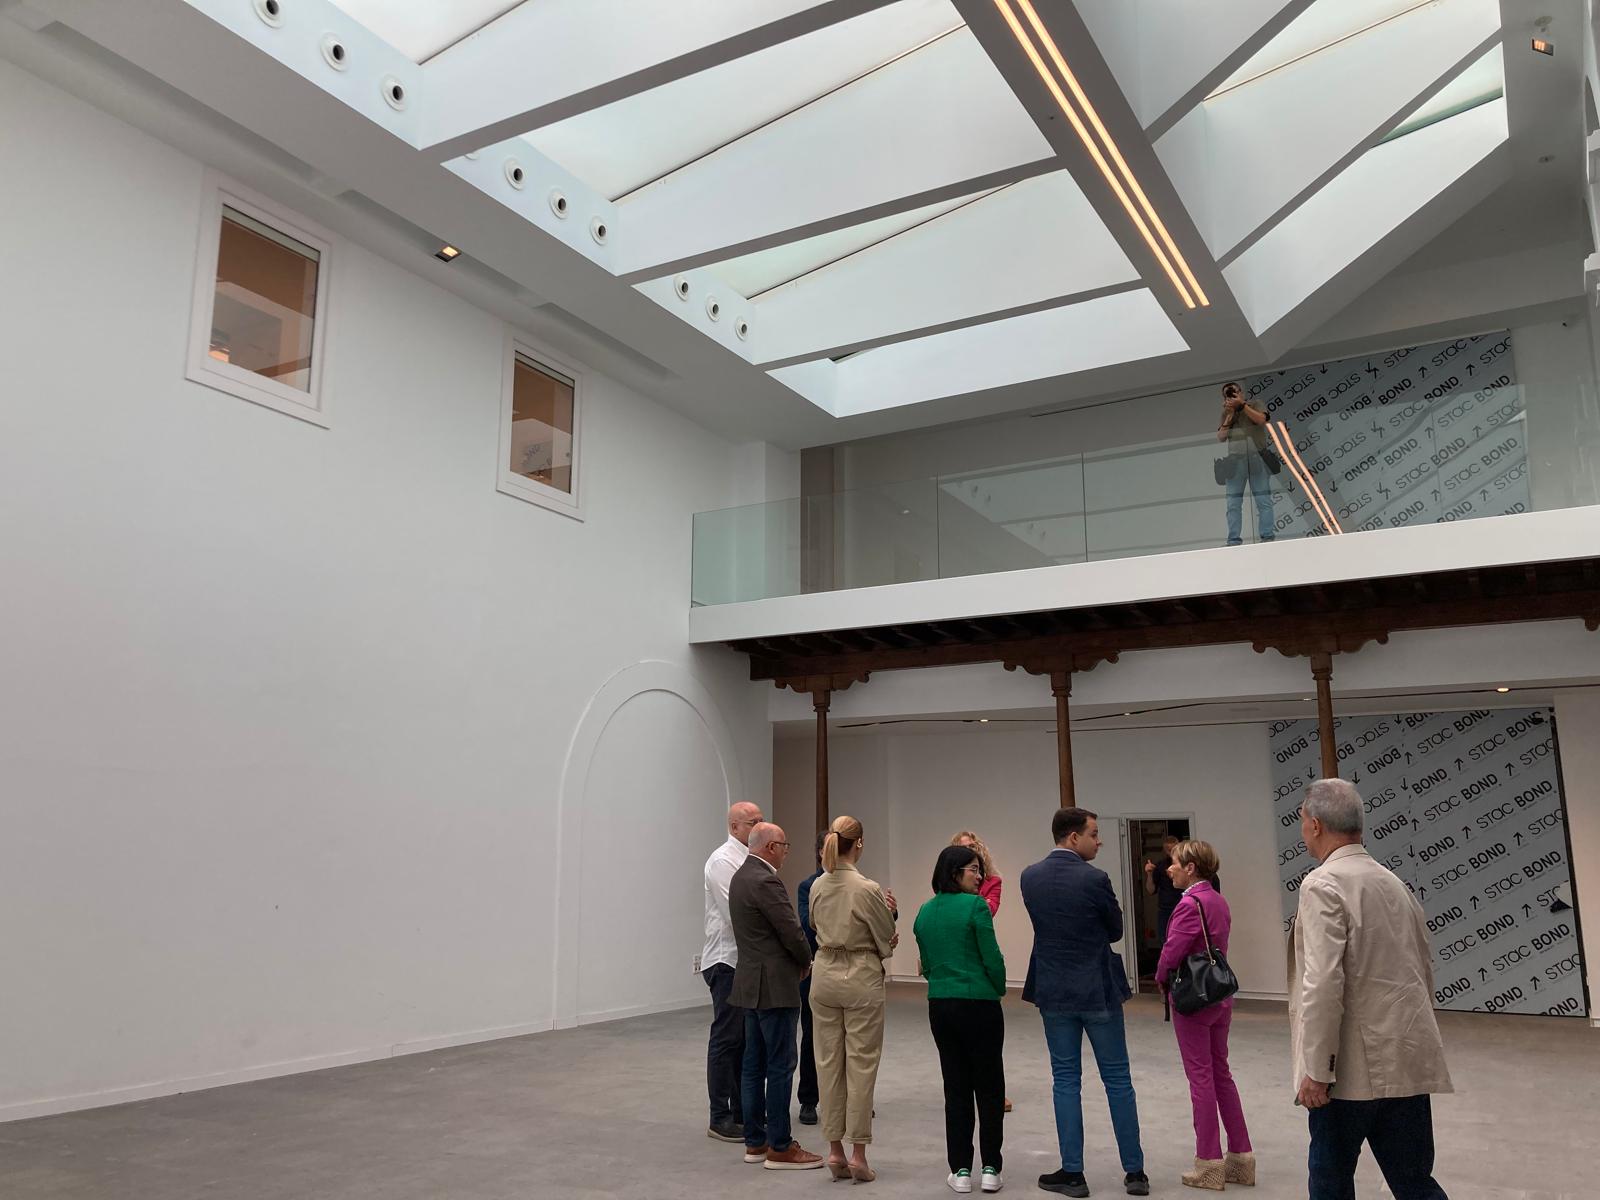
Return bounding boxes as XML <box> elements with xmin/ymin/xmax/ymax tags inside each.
<box><xmin>1292</xmin><ymin>778</ymin><xmax>1452</xmax><ymax>1200</ymax></box>
<box><xmin>703</xmin><ymin>801</ymin><xmax>763</xmax><ymax>1143</ymax></box>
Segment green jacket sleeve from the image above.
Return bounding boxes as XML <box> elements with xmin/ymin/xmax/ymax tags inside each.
<box><xmin>973</xmin><ymin>896</ymin><xmax>1007</xmax><ymax>996</ymax></box>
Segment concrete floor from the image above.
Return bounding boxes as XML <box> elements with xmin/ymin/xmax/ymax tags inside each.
<box><xmin>2</xmin><ymin>988</ymin><xmax>1593</xmax><ymax>1199</ymax></box>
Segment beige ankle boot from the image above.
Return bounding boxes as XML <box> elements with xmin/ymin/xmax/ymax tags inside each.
<box><xmin>1182</xmin><ymin>1158</ymin><xmax>1225</xmax><ymax>1191</ymax></box>
<box><xmin>1223</xmin><ymin>1152</ymin><xmax>1256</xmax><ymax>1186</ymax></box>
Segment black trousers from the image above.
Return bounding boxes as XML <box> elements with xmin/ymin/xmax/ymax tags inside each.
<box><xmin>1308</xmin><ymin>1095</ymin><xmax>1447</xmax><ymax>1200</ymax></box>
<box><xmin>703</xmin><ymin>963</ymin><xmax>744</xmax><ymax>1125</ymax></box>
<box><xmin>797</xmin><ymin>973</ymin><xmax>818</xmax><ymax>1107</ymax></box>
<box><xmin>929</xmin><ymin>998</ymin><xmax>1006</xmax><ymax>1173</ymax></box>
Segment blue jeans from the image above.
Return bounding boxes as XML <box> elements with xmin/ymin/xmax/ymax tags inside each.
<box><xmin>1308</xmin><ymin>1096</ymin><xmax>1447</xmax><ymax>1200</ymax></box>
<box><xmin>1041</xmin><ymin>1008</ymin><xmax>1143</xmax><ymax>1174</ymax></box>
<box><xmin>1224</xmin><ymin>451</ymin><xmax>1275</xmax><ymax>545</ymax></box>
<box><xmin>741</xmin><ymin>1007</ymin><xmax>800</xmax><ymax>1152</ymax></box>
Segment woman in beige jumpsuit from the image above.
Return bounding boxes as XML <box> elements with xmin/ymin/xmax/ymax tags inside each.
<box><xmin>808</xmin><ymin>814</ymin><xmax>898</xmax><ymax>1183</ymax></box>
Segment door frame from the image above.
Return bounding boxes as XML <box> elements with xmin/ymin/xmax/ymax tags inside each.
<box><xmin>1117</xmin><ymin>812</ymin><xmax>1198</xmax><ymax>994</ymax></box>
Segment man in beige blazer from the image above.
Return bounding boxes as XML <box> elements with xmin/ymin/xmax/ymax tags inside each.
<box><xmin>1290</xmin><ymin>778</ymin><xmax>1452</xmax><ymax>1200</ymax></box>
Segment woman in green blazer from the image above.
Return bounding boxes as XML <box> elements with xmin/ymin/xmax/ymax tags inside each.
<box><xmin>913</xmin><ymin>845</ymin><xmax>1008</xmax><ymax>1194</ymax></box>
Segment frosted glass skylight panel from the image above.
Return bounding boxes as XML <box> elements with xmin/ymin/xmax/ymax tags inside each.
<box><xmin>327</xmin><ymin>0</ymin><xmax>524</xmax><ymax>62</ymax></box>
<box><xmin>1212</xmin><ymin>0</ymin><xmax>1442</xmax><ymax>95</ymax></box>
<box><xmin>523</xmin><ymin>0</ymin><xmax>965</xmax><ymax>200</ymax></box>
<box><xmin>707</xmin><ymin>189</ymin><xmax>997</xmax><ymax>300</ymax></box>
<box><xmin>1383</xmin><ymin>44</ymin><xmax>1504</xmax><ymax>141</ymax></box>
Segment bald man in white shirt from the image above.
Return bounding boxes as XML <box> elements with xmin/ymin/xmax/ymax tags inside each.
<box><xmin>704</xmin><ymin>801</ymin><xmax>764</xmax><ymax>1142</ymax></box>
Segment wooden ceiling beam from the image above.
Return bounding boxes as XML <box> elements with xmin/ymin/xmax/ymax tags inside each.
<box><xmin>744</xmin><ymin>587</ymin><xmax>1600</xmax><ymax>680</ymax></box>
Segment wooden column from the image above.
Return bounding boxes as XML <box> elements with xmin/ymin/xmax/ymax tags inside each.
<box><xmin>812</xmin><ymin>687</ymin><xmax>831</xmax><ymax>833</ymax></box>
<box><xmin>774</xmin><ymin>670</ymin><xmax>870</xmax><ymax>840</ymax></box>
<box><xmin>1003</xmin><ymin>651</ymin><xmax>1117</xmax><ymax>810</ymax></box>
<box><xmin>1051</xmin><ymin>669</ymin><xmax>1075</xmax><ymax>808</ymax></box>
<box><xmin>1311</xmin><ymin>651</ymin><xmax>1337</xmax><ymax>779</ymax></box>
<box><xmin>1255</xmin><ymin>631</ymin><xmax>1390</xmax><ymax>782</ymax></box>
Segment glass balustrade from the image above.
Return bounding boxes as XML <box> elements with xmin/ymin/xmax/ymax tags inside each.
<box><xmin>690</xmin><ymin>385</ymin><xmax>1538</xmax><ymax>605</ymax></box>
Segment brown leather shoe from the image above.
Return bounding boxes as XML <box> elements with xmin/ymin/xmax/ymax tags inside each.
<box><xmin>765</xmin><ymin>1143</ymin><xmax>825</xmax><ymax>1170</ymax></box>
<box><xmin>743</xmin><ymin>1145</ymin><xmax>769</xmax><ymax>1164</ymax></box>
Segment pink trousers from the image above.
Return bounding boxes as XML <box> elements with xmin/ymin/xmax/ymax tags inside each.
<box><xmin>1172</xmin><ymin>1003</ymin><xmax>1251</xmax><ymax>1160</ymax></box>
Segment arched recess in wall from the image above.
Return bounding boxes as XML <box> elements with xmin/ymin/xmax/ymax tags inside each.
<box><xmin>552</xmin><ymin>661</ymin><xmax>745</xmax><ymax>1028</ymax></box>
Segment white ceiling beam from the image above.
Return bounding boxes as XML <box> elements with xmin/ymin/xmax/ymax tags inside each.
<box><xmin>953</xmin><ymin>0</ymin><xmax>1260</xmax><ymax>355</ymax></box>
<box><xmin>418</xmin><ymin>0</ymin><xmax>902</xmax><ymax>161</ymax></box>
<box><xmin>742</xmin><ymin>172</ymin><xmax>1143</xmax><ymax>368</ymax></box>
<box><xmin>606</xmin><ymin>27</ymin><xmax>1057</xmax><ymax>282</ymax></box>
<box><xmin>1226</xmin><ymin>99</ymin><xmax>1511</xmax><ymax>353</ymax></box>
<box><xmin>1158</xmin><ymin>0</ymin><xmax>1503</xmax><ymax>262</ymax></box>
<box><xmin>1072</xmin><ymin>0</ymin><xmax>1318</xmax><ymax>140</ymax></box>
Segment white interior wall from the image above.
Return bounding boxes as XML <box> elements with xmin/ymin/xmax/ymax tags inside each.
<box><xmin>830</xmin><ymin>314</ymin><xmax>1595</xmax><ymax>503</ymax></box>
<box><xmin>772</xmin><ymin>725</ymin><xmax>1287</xmax><ymax>999</ymax></box>
<box><xmin>0</xmin><ymin>59</ymin><xmax>774</xmax><ymax>1120</ymax></box>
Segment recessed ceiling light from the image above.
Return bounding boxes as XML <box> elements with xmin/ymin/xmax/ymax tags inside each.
<box><xmin>434</xmin><ymin>244</ymin><xmax>461</xmax><ymax>262</ymax></box>
<box><xmin>1532</xmin><ymin>38</ymin><xmax>1554</xmax><ymax>55</ymax></box>
<box><xmin>1496</xmin><ymin>686</ymin><xmax>1511</xmax><ymax>693</ymax></box>
<box><xmin>979</xmin><ymin>718</ymin><xmax>990</xmax><ymax>723</ymax></box>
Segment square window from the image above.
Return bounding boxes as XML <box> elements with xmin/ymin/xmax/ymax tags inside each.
<box><xmin>187</xmin><ymin>173</ymin><xmax>333</xmax><ymax>425</ymax></box>
<box><xmin>497</xmin><ymin>336</ymin><xmax>583</xmax><ymax>519</ymax></box>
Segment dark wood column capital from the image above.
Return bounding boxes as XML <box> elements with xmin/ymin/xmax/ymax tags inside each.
<box><xmin>1002</xmin><ymin>651</ymin><xmax>1117</xmax><ymax>811</ymax></box>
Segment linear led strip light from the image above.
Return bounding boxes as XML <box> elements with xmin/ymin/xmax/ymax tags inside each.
<box><xmin>993</xmin><ymin>0</ymin><xmax>1209</xmax><ymax>309</ymax></box>
<box><xmin>1268</xmin><ymin>421</ymin><xmax>1344</xmax><ymax>535</ymax></box>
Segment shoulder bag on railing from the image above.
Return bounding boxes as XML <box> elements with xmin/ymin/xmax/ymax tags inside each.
<box><xmin>1169</xmin><ymin>895</ymin><xmax>1240</xmax><ymax>1015</ymax></box>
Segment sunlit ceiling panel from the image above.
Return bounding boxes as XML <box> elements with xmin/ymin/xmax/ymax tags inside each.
<box><xmin>327</xmin><ymin>0</ymin><xmax>524</xmax><ymax>62</ymax></box>
<box><xmin>1212</xmin><ymin>0</ymin><xmax>1440</xmax><ymax>96</ymax></box>
<box><xmin>524</xmin><ymin>0</ymin><xmax>964</xmax><ymax>200</ymax></box>
<box><xmin>772</xmin><ymin>289</ymin><xmax>1188</xmax><ymax>416</ymax></box>
<box><xmin>706</xmin><ymin>189</ymin><xmax>998</xmax><ymax>300</ymax></box>
<box><xmin>1383</xmin><ymin>44</ymin><xmax>1504</xmax><ymax>141</ymax></box>
<box><xmin>745</xmin><ymin>172</ymin><xmax>1140</xmax><ymax>366</ymax></box>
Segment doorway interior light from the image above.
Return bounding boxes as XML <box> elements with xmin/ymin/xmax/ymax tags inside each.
<box><xmin>993</xmin><ymin>0</ymin><xmax>1209</xmax><ymax>309</ymax></box>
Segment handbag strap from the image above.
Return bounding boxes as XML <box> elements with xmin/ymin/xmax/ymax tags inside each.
<box><xmin>1190</xmin><ymin>893</ymin><xmax>1217</xmax><ymax>961</ymax></box>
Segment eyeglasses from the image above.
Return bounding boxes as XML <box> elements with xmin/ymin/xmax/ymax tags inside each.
<box><xmin>770</xmin><ymin>841</ymin><xmax>790</xmax><ymax>849</ymax></box>
<box><xmin>960</xmin><ymin>863</ymin><xmax>983</xmax><ymax>874</ymax></box>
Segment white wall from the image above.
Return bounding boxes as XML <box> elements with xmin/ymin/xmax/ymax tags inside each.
<box><xmin>772</xmin><ymin>725</ymin><xmax>1288</xmax><ymax>999</ymax></box>
<box><xmin>0</xmin><ymin>59</ymin><xmax>774</xmax><ymax>1119</ymax></box>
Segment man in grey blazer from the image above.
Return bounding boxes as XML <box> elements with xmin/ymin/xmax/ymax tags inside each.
<box><xmin>728</xmin><ymin>822</ymin><xmax>822</xmax><ymax>1171</ymax></box>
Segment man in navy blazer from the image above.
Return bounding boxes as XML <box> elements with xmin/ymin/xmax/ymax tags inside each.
<box><xmin>1021</xmin><ymin>807</ymin><xmax>1148</xmax><ymax>1198</ymax></box>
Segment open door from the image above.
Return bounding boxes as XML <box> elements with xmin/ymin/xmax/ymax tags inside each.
<box><xmin>1124</xmin><ymin>815</ymin><xmax>1194</xmax><ymax>994</ymax></box>
<box><xmin>1109</xmin><ymin>817</ymin><xmax>1139</xmax><ymax>995</ymax></box>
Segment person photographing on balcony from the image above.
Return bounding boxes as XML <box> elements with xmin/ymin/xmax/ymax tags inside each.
<box><xmin>1215</xmin><ymin>381</ymin><xmax>1276</xmax><ymax>546</ymax></box>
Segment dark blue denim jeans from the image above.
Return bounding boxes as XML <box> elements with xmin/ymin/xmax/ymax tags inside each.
<box><xmin>702</xmin><ymin>964</ymin><xmax>743</xmax><ymax>1125</ymax></box>
<box><xmin>741</xmin><ymin>1006</ymin><xmax>800</xmax><ymax>1152</ymax></box>
<box><xmin>1308</xmin><ymin>1095</ymin><xmax>1447</xmax><ymax>1200</ymax></box>
<box><xmin>1041</xmin><ymin>1008</ymin><xmax>1144</xmax><ymax>1174</ymax></box>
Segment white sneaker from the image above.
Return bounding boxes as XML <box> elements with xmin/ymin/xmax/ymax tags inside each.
<box><xmin>947</xmin><ymin>1169</ymin><xmax>974</xmax><ymax>1193</ymax></box>
<box><xmin>980</xmin><ymin>1167</ymin><xmax>1004</xmax><ymax>1193</ymax></box>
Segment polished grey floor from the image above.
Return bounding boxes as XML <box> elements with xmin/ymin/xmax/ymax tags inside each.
<box><xmin>2</xmin><ymin>989</ymin><xmax>1593</xmax><ymax>1199</ymax></box>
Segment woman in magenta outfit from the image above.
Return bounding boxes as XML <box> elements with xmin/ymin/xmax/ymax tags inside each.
<box><xmin>1154</xmin><ymin>840</ymin><xmax>1255</xmax><ymax>1192</ymax></box>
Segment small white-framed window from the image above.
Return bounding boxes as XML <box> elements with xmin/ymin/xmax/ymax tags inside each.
<box><xmin>497</xmin><ymin>332</ymin><xmax>584</xmax><ymax>519</ymax></box>
<box><xmin>186</xmin><ymin>171</ymin><xmax>333</xmax><ymax>426</ymax></box>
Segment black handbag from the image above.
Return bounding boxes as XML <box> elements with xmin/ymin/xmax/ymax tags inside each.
<box><xmin>1168</xmin><ymin>895</ymin><xmax>1239</xmax><ymax>1015</ymax></box>
<box><xmin>1212</xmin><ymin>455</ymin><xmax>1241</xmax><ymax>485</ymax></box>
<box><xmin>1258</xmin><ymin>445</ymin><xmax>1283</xmax><ymax>475</ymax></box>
